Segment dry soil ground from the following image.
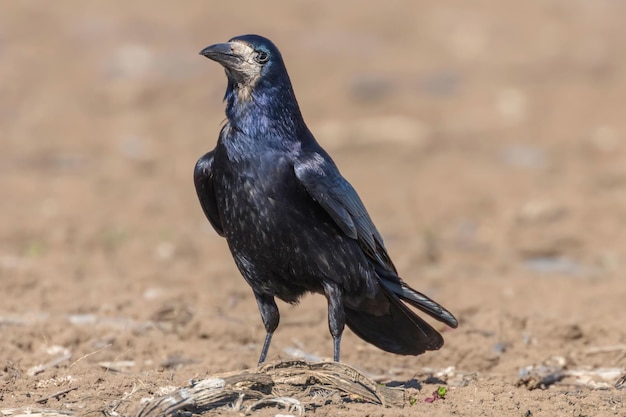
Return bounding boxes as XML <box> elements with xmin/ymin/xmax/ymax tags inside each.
<box><xmin>1</xmin><ymin>1</ymin><xmax>626</xmax><ymax>416</ymax></box>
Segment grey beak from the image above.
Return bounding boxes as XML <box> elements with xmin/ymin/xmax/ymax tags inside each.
<box><xmin>199</xmin><ymin>42</ymin><xmax>241</xmax><ymax>68</ymax></box>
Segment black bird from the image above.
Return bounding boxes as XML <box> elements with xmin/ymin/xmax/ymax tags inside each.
<box><xmin>195</xmin><ymin>34</ymin><xmax>457</xmax><ymax>364</ymax></box>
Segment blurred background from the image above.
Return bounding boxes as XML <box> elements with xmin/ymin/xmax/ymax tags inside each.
<box><xmin>1</xmin><ymin>1</ymin><xmax>625</xmax><ymax>413</ymax></box>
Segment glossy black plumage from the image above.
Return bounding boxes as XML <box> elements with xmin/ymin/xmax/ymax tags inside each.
<box><xmin>195</xmin><ymin>34</ymin><xmax>457</xmax><ymax>364</ymax></box>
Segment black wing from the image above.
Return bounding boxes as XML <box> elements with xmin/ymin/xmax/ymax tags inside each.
<box><xmin>377</xmin><ymin>274</ymin><xmax>459</xmax><ymax>328</ymax></box>
<box><xmin>295</xmin><ymin>149</ymin><xmax>459</xmax><ymax>329</ymax></box>
<box><xmin>294</xmin><ymin>150</ymin><xmax>396</xmax><ymax>274</ymax></box>
<box><xmin>194</xmin><ymin>151</ymin><xmax>224</xmax><ymax>237</ymax></box>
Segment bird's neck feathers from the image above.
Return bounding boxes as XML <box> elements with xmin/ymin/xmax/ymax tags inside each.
<box><xmin>223</xmin><ymin>72</ymin><xmax>309</xmax><ymax>143</ymax></box>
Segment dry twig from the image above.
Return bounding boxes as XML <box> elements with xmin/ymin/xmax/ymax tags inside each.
<box><xmin>36</xmin><ymin>387</ymin><xmax>78</xmax><ymax>404</ymax></box>
<box><xmin>136</xmin><ymin>360</ymin><xmax>405</xmax><ymax>416</ymax></box>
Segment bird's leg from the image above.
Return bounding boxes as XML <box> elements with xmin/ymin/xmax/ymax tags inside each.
<box><xmin>253</xmin><ymin>292</ymin><xmax>279</xmax><ymax>365</ymax></box>
<box><xmin>321</xmin><ymin>281</ymin><xmax>345</xmax><ymax>362</ymax></box>
<box><xmin>258</xmin><ymin>332</ymin><xmax>273</xmax><ymax>365</ymax></box>
<box><xmin>332</xmin><ymin>333</ymin><xmax>342</xmax><ymax>362</ymax></box>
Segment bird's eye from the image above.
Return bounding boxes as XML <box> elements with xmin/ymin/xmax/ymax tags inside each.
<box><xmin>255</xmin><ymin>51</ymin><xmax>269</xmax><ymax>64</ymax></box>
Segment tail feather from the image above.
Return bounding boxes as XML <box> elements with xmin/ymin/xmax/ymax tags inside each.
<box><xmin>343</xmin><ymin>273</ymin><xmax>457</xmax><ymax>356</ymax></box>
<box><xmin>345</xmin><ymin>294</ymin><xmax>443</xmax><ymax>355</ymax></box>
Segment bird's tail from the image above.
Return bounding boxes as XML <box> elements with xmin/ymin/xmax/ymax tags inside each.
<box><xmin>344</xmin><ymin>273</ymin><xmax>457</xmax><ymax>356</ymax></box>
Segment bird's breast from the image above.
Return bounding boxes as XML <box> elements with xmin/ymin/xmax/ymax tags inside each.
<box><xmin>214</xmin><ymin>146</ymin><xmax>302</xmax><ymax>240</ymax></box>
<box><xmin>212</xmin><ymin>138</ymin><xmax>372</xmax><ymax>298</ymax></box>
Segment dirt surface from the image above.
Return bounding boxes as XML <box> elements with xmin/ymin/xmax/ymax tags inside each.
<box><xmin>2</xmin><ymin>1</ymin><xmax>626</xmax><ymax>416</ymax></box>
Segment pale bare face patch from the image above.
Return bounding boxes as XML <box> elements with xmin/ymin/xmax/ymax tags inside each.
<box><xmin>227</xmin><ymin>41</ymin><xmax>265</xmax><ymax>102</ymax></box>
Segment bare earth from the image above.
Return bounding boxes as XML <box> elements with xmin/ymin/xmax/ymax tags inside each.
<box><xmin>1</xmin><ymin>1</ymin><xmax>625</xmax><ymax>416</ymax></box>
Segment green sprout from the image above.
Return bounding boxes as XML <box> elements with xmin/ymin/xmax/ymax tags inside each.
<box><xmin>425</xmin><ymin>386</ymin><xmax>448</xmax><ymax>403</ymax></box>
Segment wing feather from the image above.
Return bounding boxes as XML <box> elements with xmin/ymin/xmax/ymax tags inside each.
<box><xmin>294</xmin><ymin>151</ymin><xmax>396</xmax><ymax>273</ymax></box>
<box><xmin>194</xmin><ymin>151</ymin><xmax>225</xmax><ymax>237</ymax></box>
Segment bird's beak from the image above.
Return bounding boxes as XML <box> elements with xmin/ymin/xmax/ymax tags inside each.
<box><xmin>200</xmin><ymin>42</ymin><xmax>242</xmax><ymax>69</ymax></box>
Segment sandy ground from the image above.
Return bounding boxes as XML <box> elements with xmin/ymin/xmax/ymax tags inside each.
<box><xmin>1</xmin><ymin>1</ymin><xmax>626</xmax><ymax>416</ymax></box>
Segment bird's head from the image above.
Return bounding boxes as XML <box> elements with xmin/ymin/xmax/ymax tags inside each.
<box><xmin>200</xmin><ymin>34</ymin><xmax>306</xmax><ymax>136</ymax></box>
<box><xmin>200</xmin><ymin>34</ymin><xmax>287</xmax><ymax>101</ymax></box>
